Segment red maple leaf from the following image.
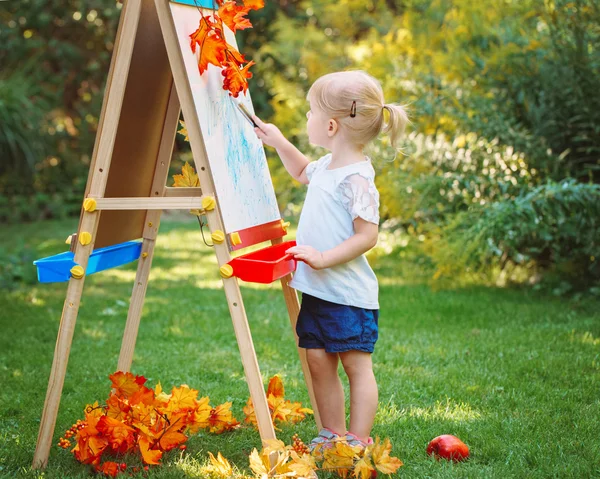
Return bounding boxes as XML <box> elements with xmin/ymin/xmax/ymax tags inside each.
<box><xmin>189</xmin><ymin>16</ymin><xmax>216</xmax><ymax>54</ymax></box>
<box><xmin>218</xmin><ymin>2</ymin><xmax>252</xmax><ymax>33</ymax></box>
<box><xmin>198</xmin><ymin>34</ymin><xmax>228</xmax><ymax>74</ymax></box>
<box><xmin>221</xmin><ymin>60</ymin><xmax>255</xmax><ymax>97</ymax></box>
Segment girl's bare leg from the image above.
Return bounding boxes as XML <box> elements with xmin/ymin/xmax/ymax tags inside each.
<box><xmin>339</xmin><ymin>350</ymin><xmax>378</xmax><ymax>442</ymax></box>
<box><xmin>306</xmin><ymin>348</ymin><xmax>346</xmax><ymax>435</ymax></box>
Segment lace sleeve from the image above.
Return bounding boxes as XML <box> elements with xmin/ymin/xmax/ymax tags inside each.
<box><xmin>305</xmin><ymin>161</ymin><xmax>319</xmax><ymax>182</ymax></box>
<box><xmin>338</xmin><ymin>174</ymin><xmax>380</xmax><ymax>224</ymax></box>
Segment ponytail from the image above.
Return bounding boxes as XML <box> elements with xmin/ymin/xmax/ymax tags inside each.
<box><xmin>382</xmin><ymin>104</ymin><xmax>409</xmax><ymax>150</ymax></box>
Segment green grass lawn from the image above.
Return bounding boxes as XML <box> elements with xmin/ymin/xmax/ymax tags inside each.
<box><xmin>1</xmin><ymin>217</ymin><xmax>599</xmax><ymax>478</ymax></box>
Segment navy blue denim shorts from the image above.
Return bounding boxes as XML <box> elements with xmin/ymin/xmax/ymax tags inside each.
<box><xmin>296</xmin><ymin>294</ymin><xmax>379</xmax><ymax>353</ymax></box>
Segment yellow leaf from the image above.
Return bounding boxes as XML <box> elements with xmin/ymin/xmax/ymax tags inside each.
<box><xmin>289</xmin><ymin>451</ymin><xmax>317</xmax><ymax>478</ymax></box>
<box><xmin>249</xmin><ymin>448</ymin><xmax>270</xmax><ymax>479</ymax></box>
<box><xmin>173</xmin><ymin>162</ymin><xmax>200</xmax><ymax>188</ymax></box>
<box><xmin>269</xmin><ymin>395</ymin><xmax>292</xmax><ymax>424</ymax></box>
<box><xmin>353</xmin><ymin>456</ymin><xmax>375</xmax><ymax>479</ymax></box>
<box><xmin>371</xmin><ymin>437</ymin><xmax>403</xmax><ymax>475</ymax></box>
<box><xmin>178</xmin><ymin>120</ymin><xmax>189</xmax><ymax>141</ymax></box>
<box><xmin>187</xmin><ymin>396</ymin><xmax>211</xmax><ymax>433</ymax></box>
<box><xmin>208</xmin><ymin>452</ymin><xmax>234</xmax><ymax>478</ymax></box>
<box><xmin>262</xmin><ymin>438</ymin><xmax>288</xmax><ymax>456</ymax></box>
<box><xmin>243</xmin><ymin>397</ymin><xmax>257</xmax><ymax>427</ymax></box>
<box><xmin>168</xmin><ymin>385</ymin><xmax>199</xmax><ymax>412</ymax></box>
<box><xmin>323</xmin><ymin>441</ymin><xmax>361</xmax><ymax>475</ymax></box>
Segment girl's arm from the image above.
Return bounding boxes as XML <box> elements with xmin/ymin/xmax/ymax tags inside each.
<box><xmin>252</xmin><ymin>116</ymin><xmax>311</xmax><ymax>184</ymax></box>
<box><xmin>286</xmin><ymin>218</ymin><xmax>378</xmax><ymax>269</ymax></box>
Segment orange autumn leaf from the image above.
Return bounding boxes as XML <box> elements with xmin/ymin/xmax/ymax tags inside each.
<box><xmin>129</xmin><ymin>402</ymin><xmax>155</xmax><ymax>438</ymax></box>
<box><xmin>208</xmin><ymin>402</ymin><xmax>240</xmax><ymax>434</ymax></box>
<box><xmin>189</xmin><ymin>15</ymin><xmax>216</xmax><ymax>54</ymax></box>
<box><xmin>106</xmin><ymin>394</ymin><xmax>130</xmax><ymax>422</ymax></box>
<box><xmin>159</xmin><ymin>429</ymin><xmax>188</xmax><ymax>451</ymax></box>
<box><xmin>172</xmin><ymin>162</ymin><xmax>200</xmax><ymax>188</ymax></box>
<box><xmin>139</xmin><ymin>437</ymin><xmax>163</xmax><ymax>465</ymax></box>
<box><xmin>129</xmin><ymin>385</ymin><xmax>155</xmax><ymax>407</ymax></box>
<box><xmin>72</xmin><ymin>412</ymin><xmax>108</xmax><ymax>465</ymax></box>
<box><xmin>96</xmin><ymin>461</ymin><xmax>121</xmax><ymax>477</ymax></box>
<box><xmin>267</xmin><ymin>375</ymin><xmax>285</xmax><ymax>399</ymax></box>
<box><xmin>199</xmin><ymin>34</ymin><xmax>227</xmax><ymax>74</ymax></box>
<box><xmin>96</xmin><ymin>416</ymin><xmax>135</xmax><ymax>455</ymax></box>
<box><xmin>243</xmin><ymin>0</ymin><xmax>264</xmax><ymax>9</ymax></box>
<box><xmin>221</xmin><ymin>60</ymin><xmax>254</xmax><ymax>97</ymax></box>
<box><xmin>218</xmin><ymin>2</ymin><xmax>252</xmax><ymax>33</ymax></box>
<box><xmin>109</xmin><ymin>371</ymin><xmax>146</xmax><ymax>398</ymax></box>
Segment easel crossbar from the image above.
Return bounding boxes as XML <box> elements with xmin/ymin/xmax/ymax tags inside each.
<box><xmin>93</xmin><ymin>197</ymin><xmax>205</xmax><ymax>210</ymax></box>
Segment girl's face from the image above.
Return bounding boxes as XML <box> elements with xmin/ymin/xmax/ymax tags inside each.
<box><xmin>306</xmin><ymin>101</ymin><xmax>332</xmax><ymax>148</ymax></box>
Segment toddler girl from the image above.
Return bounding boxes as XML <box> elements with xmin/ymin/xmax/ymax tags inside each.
<box><xmin>252</xmin><ymin>70</ymin><xmax>407</xmax><ymax>449</ymax></box>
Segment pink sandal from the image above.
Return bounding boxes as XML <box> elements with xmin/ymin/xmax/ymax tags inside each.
<box><xmin>309</xmin><ymin>427</ymin><xmax>341</xmax><ymax>453</ymax></box>
<box><xmin>345</xmin><ymin>432</ymin><xmax>374</xmax><ymax>448</ymax></box>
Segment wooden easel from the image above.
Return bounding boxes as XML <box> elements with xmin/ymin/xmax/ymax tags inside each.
<box><xmin>32</xmin><ymin>0</ymin><xmax>320</xmax><ymax>468</ymax></box>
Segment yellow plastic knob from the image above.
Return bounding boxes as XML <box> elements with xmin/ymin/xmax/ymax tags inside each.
<box><xmin>141</xmin><ymin>252</ymin><xmax>148</xmax><ymax>258</ymax></box>
<box><xmin>230</xmin><ymin>232</ymin><xmax>242</xmax><ymax>246</ymax></box>
<box><xmin>211</xmin><ymin>230</ymin><xmax>225</xmax><ymax>244</ymax></box>
<box><xmin>219</xmin><ymin>264</ymin><xmax>234</xmax><ymax>278</ymax></box>
<box><xmin>201</xmin><ymin>196</ymin><xmax>216</xmax><ymax>211</ymax></box>
<box><xmin>65</xmin><ymin>235</ymin><xmax>73</xmax><ymax>245</ymax></box>
<box><xmin>79</xmin><ymin>232</ymin><xmax>92</xmax><ymax>246</ymax></box>
<box><xmin>281</xmin><ymin>220</ymin><xmax>291</xmax><ymax>232</ymax></box>
<box><xmin>83</xmin><ymin>198</ymin><xmax>97</xmax><ymax>212</ymax></box>
<box><xmin>70</xmin><ymin>265</ymin><xmax>85</xmax><ymax>279</ymax></box>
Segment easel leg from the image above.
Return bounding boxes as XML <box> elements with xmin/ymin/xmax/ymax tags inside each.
<box><xmin>32</xmin><ymin>213</ymin><xmax>100</xmax><ymax>468</ymax></box>
<box><xmin>117</xmin><ymin>231</ymin><xmax>160</xmax><ymax>372</ymax></box>
<box><xmin>224</xmin><ymin>281</ymin><xmax>277</xmax><ymax>444</ymax></box>
<box><xmin>278</xmin><ymin>273</ymin><xmax>322</xmax><ymax>431</ymax></box>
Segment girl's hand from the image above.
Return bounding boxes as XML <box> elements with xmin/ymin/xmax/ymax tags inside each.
<box><xmin>286</xmin><ymin>245</ymin><xmax>327</xmax><ymax>270</ymax></box>
<box><xmin>253</xmin><ymin>116</ymin><xmax>287</xmax><ymax>149</ymax></box>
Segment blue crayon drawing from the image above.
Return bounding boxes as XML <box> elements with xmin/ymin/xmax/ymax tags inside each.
<box><xmin>171</xmin><ymin>2</ymin><xmax>281</xmax><ymax>234</ymax></box>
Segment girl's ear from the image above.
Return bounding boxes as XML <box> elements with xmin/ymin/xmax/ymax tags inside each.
<box><xmin>327</xmin><ymin>119</ymin><xmax>338</xmax><ymax>137</ymax></box>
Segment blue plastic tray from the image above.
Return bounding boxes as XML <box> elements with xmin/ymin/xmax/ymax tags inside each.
<box><xmin>34</xmin><ymin>241</ymin><xmax>143</xmax><ymax>283</ymax></box>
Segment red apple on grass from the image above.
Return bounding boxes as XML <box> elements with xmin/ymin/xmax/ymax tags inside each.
<box><xmin>427</xmin><ymin>434</ymin><xmax>469</xmax><ymax>461</ymax></box>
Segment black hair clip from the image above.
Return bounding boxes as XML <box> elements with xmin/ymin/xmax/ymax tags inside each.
<box><xmin>350</xmin><ymin>100</ymin><xmax>357</xmax><ymax>118</ymax></box>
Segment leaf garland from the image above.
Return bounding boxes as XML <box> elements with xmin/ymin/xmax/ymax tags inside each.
<box><xmin>58</xmin><ymin>372</ymin><xmax>313</xmax><ymax>477</ymax></box>
<box><xmin>189</xmin><ymin>0</ymin><xmax>264</xmax><ymax>97</ymax></box>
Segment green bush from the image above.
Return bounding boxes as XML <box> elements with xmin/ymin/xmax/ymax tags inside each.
<box><xmin>0</xmin><ymin>245</ymin><xmax>38</xmax><ymax>291</ymax></box>
<box><xmin>430</xmin><ymin>179</ymin><xmax>600</xmax><ymax>290</ymax></box>
<box><xmin>375</xmin><ymin>131</ymin><xmax>537</xmax><ymax>225</ymax></box>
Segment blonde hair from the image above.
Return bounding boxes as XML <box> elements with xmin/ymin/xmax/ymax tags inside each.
<box><xmin>307</xmin><ymin>70</ymin><xmax>408</xmax><ymax>150</ymax></box>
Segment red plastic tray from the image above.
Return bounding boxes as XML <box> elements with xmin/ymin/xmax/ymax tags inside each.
<box><xmin>228</xmin><ymin>240</ymin><xmax>297</xmax><ymax>284</ymax></box>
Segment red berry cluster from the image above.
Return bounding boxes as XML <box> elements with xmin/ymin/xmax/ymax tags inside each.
<box><xmin>57</xmin><ymin>437</ymin><xmax>71</xmax><ymax>449</ymax></box>
<box><xmin>292</xmin><ymin>433</ymin><xmax>310</xmax><ymax>455</ymax></box>
<box><xmin>58</xmin><ymin>419</ymin><xmax>87</xmax><ymax>450</ymax></box>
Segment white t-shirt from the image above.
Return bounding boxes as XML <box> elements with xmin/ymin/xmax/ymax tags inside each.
<box><xmin>289</xmin><ymin>153</ymin><xmax>380</xmax><ymax>309</ymax></box>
